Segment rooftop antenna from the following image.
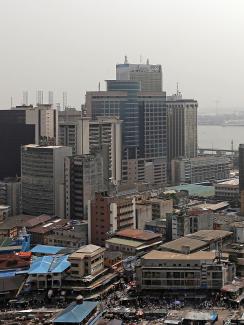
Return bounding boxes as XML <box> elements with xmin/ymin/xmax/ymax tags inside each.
<box><xmin>124</xmin><ymin>55</ymin><xmax>128</xmax><ymax>64</ymax></box>
<box><xmin>36</xmin><ymin>90</ymin><xmax>43</xmax><ymax>105</ymax></box>
<box><xmin>22</xmin><ymin>91</ymin><xmax>28</xmax><ymax>106</ymax></box>
<box><xmin>176</xmin><ymin>82</ymin><xmax>179</xmax><ymax>95</ymax></box>
<box><xmin>62</xmin><ymin>91</ymin><xmax>67</xmax><ymax>110</ymax></box>
<box><xmin>146</xmin><ymin>58</ymin><xmax>149</xmax><ymax>65</ymax></box>
<box><xmin>98</xmin><ymin>82</ymin><xmax>101</xmax><ymax>91</ymax></box>
<box><xmin>48</xmin><ymin>91</ymin><xmax>54</xmax><ymax>105</ymax></box>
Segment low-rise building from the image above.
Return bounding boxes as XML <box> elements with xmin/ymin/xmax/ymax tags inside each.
<box><xmin>27</xmin><ymin>255</ymin><xmax>70</xmax><ymax>290</ymax></box>
<box><xmin>171</xmin><ymin>156</ymin><xmax>231</xmax><ymax>184</ymax></box>
<box><xmin>44</xmin><ymin>221</ymin><xmax>88</xmax><ymax>248</ymax></box>
<box><xmin>136</xmin><ymin>250</ymin><xmax>235</xmax><ymax>291</ymax></box>
<box><xmin>144</xmin><ymin>218</ymin><xmax>166</xmax><ymax>238</ymax></box>
<box><xmin>160</xmin><ymin>229</ymin><xmax>233</xmax><ymax>254</ymax></box>
<box><xmin>166</xmin><ymin>208</ymin><xmax>214</xmax><ymax>241</ymax></box>
<box><xmin>0</xmin><ymin>214</ymin><xmax>59</xmax><ymax>240</ymax></box>
<box><xmin>0</xmin><ymin>205</ymin><xmax>11</xmax><ymax>221</ymax></box>
<box><xmin>0</xmin><ymin>177</ymin><xmax>22</xmax><ymax>216</ymax></box>
<box><xmin>105</xmin><ymin>229</ymin><xmax>162</xmax><ymax>257</ymax></box>
<box><xmin>52</xmin><ymin>298</ymin><xmax>99</xmax><ymax>325</ymax></box>
<box><xmin>135</xmin><ymin>200</ymin><xmax>152</xmax><ymax>230</ymax></box>
<box><xmin>215</xmin><ymin>179</ymin><xmax>239</xmax><ymax>206</ymax></box>
<box><xmin>28</xmin><ymin>218</ymin><xmax>67</xmax><ymax>245</ymax></box>
<box><xmin>68</xmin><ymin>244</ymin><xmax>105</xmax><ymax>278</ymax></box>
<box><xmin>150</xmin><ymin>197</ymin><xmax>173</xmax><ymax>219</ymax></box>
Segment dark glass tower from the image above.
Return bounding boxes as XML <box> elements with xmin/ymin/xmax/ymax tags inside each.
<box><xmin>0</xmin><ymin>110</ymin><xmax>35</xmax><ymax>179</ymax></box>
<box><xmin>239</xmin><ymin>144</ymin><xmax>244</xmax><ymax>193</ymax></box>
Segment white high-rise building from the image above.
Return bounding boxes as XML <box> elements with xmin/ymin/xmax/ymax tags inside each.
<box><xmin>59</xmin><ymin>113</ymin><xmax>122</xmax><ymax>185</ymax></box>
<box><xmin>21</xmin><ymin>145</ymin><xmax>72</xmax><ymax>217</ymax></box>
<box><xmin>12</xmin><ymin>104</ymin><xmax>58</xmax><ymax>145</ymax></box>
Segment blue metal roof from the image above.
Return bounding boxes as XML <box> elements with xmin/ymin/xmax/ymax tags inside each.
<box><xmin>53</xmin><ymin>301</ymin><xmax>98</xmax><ymax>324</ymax></box>
<box><xmin>31</xmin><ymin>245</ymin><xmax>64</xmax><ymax>255</ymax></box>
<box><xmin>28</xmin><ymin>255</ymin><xmax>70</xmax><ymax>275</ymax></box>
<box><xmin>0</xmin><ymin>271</ymin><xmax>16</xmax><ymax>278</ymax></box>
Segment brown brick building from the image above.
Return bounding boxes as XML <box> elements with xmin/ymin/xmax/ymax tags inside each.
<box><xmin>89</xmin><ymin>192</ymin><xmax>135</xmax><ymax>247</ymax></box>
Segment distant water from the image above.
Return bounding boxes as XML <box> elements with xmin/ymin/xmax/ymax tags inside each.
<box><xmin>198</xmin><ymin>125</ymin><xmax>244</xmax><ymax>150</ymax></box>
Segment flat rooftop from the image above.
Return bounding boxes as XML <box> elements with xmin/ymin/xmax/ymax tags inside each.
<box><xmin>0</xmin><ymin>214</ymin><xmax>52</xmax><ymax>230</ymax></box>
<box><xmin>166</xmin><ymin>184</ymin><xmax>215</xmax><ymax>198</ymax></box>
<box><xmin>216</xmin><ymin>179</ymin><xmax>239</xmax><ymax>186</ymax></box>
<box><xmin>193</xmin><ymin>201</ymin><xmax>229</xmax><ymax>211</ymax></box>
<box><xmin>115</xmin><ymin>229</ymin><xmax>161</xmax><ymax>241</ymax></box>
<box><xmin>106</xmin><ymin>237</ymin><xmax>144</xmax><ymax>248</ymax></box>
<box><xmin>69</xmin><ymin>244</ymin><xmax>105</xmax><ymax>259</ymax></box>
<box><xmin>143</xmin><ymin>250</ymin><xmax>217</xmax><ymax>261</ymax></box>
<box><xmin>188</xmin><ymin>229</ymin><xmax>233</xmax><ymax>242</ymax></box>
<box><xmin>160</xmin><ymin>237</ymin><xmax>207</xmax><ymax>253</ymax></box>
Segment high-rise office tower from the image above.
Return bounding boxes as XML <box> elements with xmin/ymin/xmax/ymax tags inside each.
<box><xmin>0</xmin><ymin>110</ymin><xmax>36</xmax><ymax>179</ymax></box>
<box><xmin>21</xmin><ymin>144</ymin><xmax>72</xmax><ymax>217</ymax></box>
<box><xmin>116</xmin><ymin>57</ymin><xmax>162</xmax><ymax>92</ymax></box>
<box><xmin>0</xmin><ymin>178</ymin><xmax>22</xmax><ymax>216</ymax></box>
<box><xmin>64</xmin><ymin>146</ymin><xmax>109</xmax><ymax>220</ymax></box>
<box><xmin>86</xmin><ymin>79</ymin><xmax>167</xmax><ymax>186</ymax></box>
<box><xmin>167</xmin><ymin>92</ymin><xmax>198</xmax><ymax>161</ymax></box>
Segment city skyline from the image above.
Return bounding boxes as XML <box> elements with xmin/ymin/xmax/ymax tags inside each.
<box><xmin>1</xmin><ymin>0</ymin><xmax>244</xmax><ymax>112</ymax></box>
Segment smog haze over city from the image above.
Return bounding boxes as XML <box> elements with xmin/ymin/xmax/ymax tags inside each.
<box><xmin>1</xmin><ymin>0</ymin><xmax>244</xmax><ymax>112</ymax></box>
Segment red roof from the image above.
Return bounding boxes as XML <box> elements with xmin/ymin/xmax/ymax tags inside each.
<box><xmin>116</xmin><ymin>229</ymin><xmax>161</xmax><ymax>241</ymax></box>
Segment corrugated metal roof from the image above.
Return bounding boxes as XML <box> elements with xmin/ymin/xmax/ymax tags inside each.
<box><xmin>31</xmin><ymin>245</ymin><xmax>64</xmax><ymax>255</ymax></box>
<box><xmin>28</xmin><ymin>255</ymin><xmax>70</xmax><ymax>275</ymax></box>
<box><xmin>53</xmin><ymin>301</ymin><xmax>98</xmax><ymax>323</ymax></box>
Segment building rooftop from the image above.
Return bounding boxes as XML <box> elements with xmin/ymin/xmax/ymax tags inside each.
<box><xmin>167</xmin><ymin>184</ymin><xmax>215</xmax><ymax>198</ymax></box>
<box><xmin>106</xmin><ymin>237</ymin><xmax>144</xmax><ymax>248</ymax></box>
<box><xmin>193</xmin><ymin>201</ymin><xmax>229</xmax><ymax>212</ymax></box>
<box><xmin>143</xmin><ymin>250</ymin><xmax>217</xmax><ymax>261</ymax></box>
<box><xmin>160</xmin><ymin>237</ymin><xmax>207</xmax><ymax>253</ymax></box>
<box><xmin>31</xmin><ymin>245</ymin><xmax>64</xmax><ymax>255</ymax></box>
<box><xmin>188</xmin><ymin>229</ymin><xmax>233</xmax><ymax>242</ymax></box>
<box><xmin>115</xmin><ymin>229</ymin><xmax>161</xmax><ymax>241</ymax></box>
<box><xmin>216</xmin><ymin>179</ymin><xmax>239</xmax><ymax>186</ymax></box>
<box><xmin>0</xmin><ymin>214</ymin><xmax>52</xmax><ymax>230</ymax></box>
<box><xmin>69</xmin><ymin>244</ymin><xmax>105</xmax><ymax>259</ymax></box>
<box><xmin>28</xmin><ymin>255</ymin><xmax>70</xmax><ymax>275</ymax></box>
<box><xmin>29</xmin><ymin>218</ymin><xmax>66</xmax><ymax>234</ymax></box>
<box><xmin>53</xmin><ymin>300</ymin><xmax>98</xmax><ymax>324</ymax></box>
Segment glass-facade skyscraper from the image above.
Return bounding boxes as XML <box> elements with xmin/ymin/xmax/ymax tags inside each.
<box><xmin>86</xmin><ymin>80</ymin><xmax>167</xmax><ymax>186</ymax></box>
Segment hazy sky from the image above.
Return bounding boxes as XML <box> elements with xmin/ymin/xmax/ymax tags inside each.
<box><xmin>1</xmin><ymin>0</ymin><xmax>244</xmax><ymax>113</ymax></box>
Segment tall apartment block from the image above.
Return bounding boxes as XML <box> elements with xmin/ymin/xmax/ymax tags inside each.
<box><xmin>59</xmin><ymin>115</ymin><xmax>122</xmax><ymax>184</ymax></box>
<box><xmin>116</xmin><ymin>58</ymin><xmax>162</xmax><ymax>92</ymax></box>
<box><xmin>21</xmin><ymin>145</ymin><xmax>72</xmax><ymax>217</ymax></box>
<box><xmin>86</xmin><ymin>79</ymin><xmax>168</xmax><ymax>186</ymax></box>
<box><xmin>64</xmin><ymin>147</ymin><xmax>109</xmax><ymax>220</ymax></box>
<box><xmin>167</xmin><ymin>92</ymin><xmax>198</xmax><ymax>161</ymax></box>
<box><xmin>0</xmin><ymin>178</ymin><xmax>22</xmax><ymax>216</ymax></box>
<box><xmin>88</xmin><ymin>192</ymin><xmax>135</xmax><ymax>246</ymax></box>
